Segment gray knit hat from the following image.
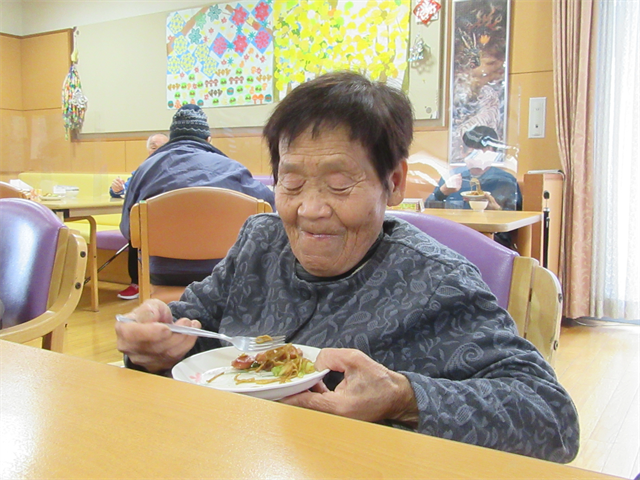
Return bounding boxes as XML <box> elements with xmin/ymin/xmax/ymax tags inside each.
<box><xmin>170</xmin><ymin>104</ymin><xmax>210</xmax><ymax>141</ymax></box>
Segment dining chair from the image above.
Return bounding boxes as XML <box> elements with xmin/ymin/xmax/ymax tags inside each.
<box><xmin>525</xmin><ymin>265</ymin><xmax>563</xmax><ymax>365</ymax></box>
<box><xmin>64</xmin><ymin>217</ymin><xmax>128</xmax><ymax>312</ymax></box>
<box><xmin>95</xmin><ymin>229</ymin><xmax>129</xmax><ymax>277</ymax></box>
<box><xmin>0</xmin><ymin>198</ymin><xmax>87</xmax><ymax>352</ymax></box>
<box><xmin>0</xmin><ymin>181</ymin><xmax>27</xmax><ymax>199</ymax></box>
<box><xmin>387</xmin><ymin>210</ymin><xmax>563</xmax><ymax>366</ymax></box>
<box><xmin>130</xmin><ymin>187</ymin><xmax>273</xmax><ymax>303</ymax></box>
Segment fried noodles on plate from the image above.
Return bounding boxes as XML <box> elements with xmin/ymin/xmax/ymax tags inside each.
<box><xmin>232</xmin><ymin>343</ymin><xmax>316</xmax><ymax>385</ymax></box>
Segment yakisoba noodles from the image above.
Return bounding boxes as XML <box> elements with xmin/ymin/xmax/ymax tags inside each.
<box><xmin>254</xmin><ymin>334</ymin><xmax>273</xmax><ymax>344</ymax></box>
<box><xmin>468</xmin><ymin>178</ymin><xmax>484</xmax><ymax>195</ymax></box>
<box><xmin>231</xmin><ymin>343</ymin><xmax>316</xmax><ymax>385</ymax></box>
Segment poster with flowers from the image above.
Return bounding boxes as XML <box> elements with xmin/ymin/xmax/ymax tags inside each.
<box><xmin>272</xmin><ymin>0</ymin><xmax>412</xmax><ymax>98</ymax></box>
<box><xmin>166</xmin><ymin>1</ymin><xmax>274</xmax><ymax>109</ymax></box>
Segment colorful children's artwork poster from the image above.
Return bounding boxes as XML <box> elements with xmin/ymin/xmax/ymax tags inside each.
<box><xmin>166</xmin><ymin>0</ymin><xmax>412</xmax><ymax>109</ymax></box>
<box><xmin>166</xmin><ymin>1</ymin><xmax>274</xmax><ymax>109</ymax></box>
<box><xmin>272</xmin><ymin>0</ymin><xmax>412</xmax><ymax>98</ymax></box>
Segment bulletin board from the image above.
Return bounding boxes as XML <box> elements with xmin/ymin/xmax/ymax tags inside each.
<box><xmin>78</xmin><ymin>0</ymin><xmax>447</xmax><ymax>135</ymax></box>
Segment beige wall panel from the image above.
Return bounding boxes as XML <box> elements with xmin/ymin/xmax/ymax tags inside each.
<box><xmin>0</xmin><ymin>173</ymin><xmax>15</xmax><ymax>182</ymax></box>
<box><xmin>125</xmin><ymin>140</ymin><xmax>150</xmax><ymax>172</ymax></box>
<box><xmin>23</xmin><ymin>109</ymin><xmax>72</xmax><ymax>172</ymax></box>
<box><xmin>69</xmin><ymin>140</ymin><xmax>126</xmax><ymax>173</ymax></box>
<box><xmin>0</xmin><ymin>109</ymin><xmax>27</xmax><ymax>173</ymax></box>
<box><xmin>507</xmin><ymin>71</ymin><xmax>561</xmax><ymax>178</ymax></box>
<box><xmin>407</xmin><ymin>130</ymin><xmax>449</xmax><ymax>199</ymax></box>
<box><xmin>410</xmin><ymin>130</ymin><xmax>449</xmax><ymax>160</ymax></box>
<box><xmin>259</xmin><ymin>137</ymin><xmax>272</xmax><ymax>175</ymax></box>
<box><xmin>0</xmin><ymin>35</ymin><xmax>23</xmax><ymax>110</ymax></box>
<box><xmin>21</xmin><ymin>30</ymin><xmax>70</xmax><ymax>111</ymax></box>
<box><xmin>213</xmin><ymin>135</ymin><xmax>264</xmax><ymax>174</ymax></box>
<box><xmin>510</xmin><ymin>0</ymin><xmax>553</xmax><ymax>74</ymax></box>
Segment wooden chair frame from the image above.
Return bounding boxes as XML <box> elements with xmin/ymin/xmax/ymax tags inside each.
<box><xmin>130</xmin><ymin>187</ymin><xmax>272</xmax><ymax>303</ymax></box>
<box><xmin>507</xmin><ymin>257</ymin><xmax>563</xmax><ymax>366</ymax></box>
<box><xmin>0</xmin><ymin>219</ymin><xmax>87</xmax><ymax>352</ymax></box>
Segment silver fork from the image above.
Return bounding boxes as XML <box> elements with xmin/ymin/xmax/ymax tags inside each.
<box><xmin>115</xmin><ymin>314</ymin><xmax>285</xmax><ymax>353</ymax></box>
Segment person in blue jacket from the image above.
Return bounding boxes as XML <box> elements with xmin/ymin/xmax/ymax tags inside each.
<box><xmin>119</xmin><ymin>104</ymin><xmax>275</xmax><ymax>288</ymax></box>
<box><xmin>109</xmin><ymin>134</ymin><xmax>169</xmax><ymax>199</ymax></box>
<box><xmin>109</xmin><ymin>133</ymin><xmax>169</xmax><ymax>300</ymax></box>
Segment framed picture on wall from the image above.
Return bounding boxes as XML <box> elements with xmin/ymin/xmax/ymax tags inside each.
<box><xmin>448</xmin><ymin>0</ymin><xmax>511</xmax><ymax>165</ymax></box>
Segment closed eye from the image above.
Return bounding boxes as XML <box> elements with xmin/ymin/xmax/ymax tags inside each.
<box><xmin>325</xmin><ymin>173</ymin><xmax>359</xmax><ymax>194</ymax></box>
<box><xmin>278</xmin><ymin>173</ymin><xmax>305</xmax><ymax>193</ymax></box>
<box><xmin>280</xmin><ymin>184</ymin><xmax>303</xmax><ymax>194</ymax></box>
<box><xmin>328</xmin><ymin>185</ymin><xmax>353</xmax><ymax>194</ymax></box>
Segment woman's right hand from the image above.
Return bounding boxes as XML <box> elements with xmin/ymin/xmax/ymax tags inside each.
<box><xmin>440</xmin><ymin>173</ymin><xmax>463</xmax><ymax>196</ymax></box>
<box><xmin>115</xmin><ymin>299</ymin><xmax>199</xmax><ymax>373</ymax></box>
<box><xmin>111</xmin><ymin>177</ymin><xmax>125</xmax><ymax>195</ymax></box>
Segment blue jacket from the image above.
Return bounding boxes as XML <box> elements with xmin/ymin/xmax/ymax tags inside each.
<box><xmin>120</xmin><ymin>137</ymin><xmax>275</xmax><ymax>277</ymax></box>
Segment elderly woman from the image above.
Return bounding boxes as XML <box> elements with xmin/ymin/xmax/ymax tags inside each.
<box><xmin>116</xmin><ymin>72</ymin><xmax>578</xmax><ymax>463</ymax></box>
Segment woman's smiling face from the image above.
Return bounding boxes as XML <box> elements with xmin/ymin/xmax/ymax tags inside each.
<box><xmin>275</xmin><ymin>126</ymin><xmax>406</xmax><ymax>277</ymax></box>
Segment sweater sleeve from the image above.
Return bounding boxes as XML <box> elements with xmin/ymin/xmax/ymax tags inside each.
<box><xmin>401</xmin><ymin>266</ymin><xmax>579</xmax><ymax>463</ymax></box>
<box><xmin>426</xmin><ymin>177</ymin><xmax>448</xmax><ymax>203</ymax></box>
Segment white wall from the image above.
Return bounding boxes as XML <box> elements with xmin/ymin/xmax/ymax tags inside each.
<box><xmin>2</xmin><ymin>1</ymin><xmax>207</xmax><ymax>36</ymax></box>
<box><xmin>0</xmin><ymin>1</ymin><xmax>23</xmax><ymax>35</ymax></box>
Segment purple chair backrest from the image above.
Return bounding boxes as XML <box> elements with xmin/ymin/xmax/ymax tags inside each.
<box><xmin>0</xmin><ymin>198</ymin><xmax>64</xmax><ymax>328</ymax></box>
<box><xmin>387</xmin><ymin>210</ymin><xmax>518</xmax><ymax>309</ymax></box>
<box><xmin>253</xmin><ymin>175</ymin><xmax>274</xmax><ymax>186</ymax></box>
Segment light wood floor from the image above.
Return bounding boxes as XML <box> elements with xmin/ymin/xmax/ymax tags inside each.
<box><xmin>28</xmin><ymin>283</ymin><xmax>640</xmax><ymax>479</ymax></box>
<box><xmin>556</xmin><ymin>319</ymin><xmax>640</xmax><ymax>478</ymax></box>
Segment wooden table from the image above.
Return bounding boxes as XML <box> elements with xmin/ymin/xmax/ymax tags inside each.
<box><xmin>40</xmin><ymin>196</ymin><xmax>124</xmax><ymax>311</ymax></box>
<box><xmin>0</xmin><ymin>341</ymin><xmax>619</xmax><ymax>480</ymax></box>
<box><xmin>421</xmin><ymin>209</ymin><xmax>543</xmax><ymax>257</ymax></box>
<box><xmin>40</xmin><ymin>195</ymin><xmax>124</xmax><ymax>218</ymax></box>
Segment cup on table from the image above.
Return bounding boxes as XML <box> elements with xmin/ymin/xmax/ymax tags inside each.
<box><xmin>469</xmin><ymin>200</ymin><xmax>489</xmax><ymax>211</ymax></box>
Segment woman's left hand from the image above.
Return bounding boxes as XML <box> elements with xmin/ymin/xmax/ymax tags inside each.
<box><xmin>485</xmin><ymin>193</ymin><xmax>502</xmax><ymax>210</ymax></box>
<box><xmin>279</xmin><ymin>348</ymin><xmax>419</xmax><ymax>427</ymax></box>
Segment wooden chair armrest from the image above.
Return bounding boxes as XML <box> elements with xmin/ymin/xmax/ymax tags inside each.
<box><xmin>0</xmin><ymin>231</ymin><xmax>87</xmax><ymax>352</ymax></box>
<box><xmin>507</xmin><ymin>256</ymin><xmax>538</xmax><ymax>336</ymax></box>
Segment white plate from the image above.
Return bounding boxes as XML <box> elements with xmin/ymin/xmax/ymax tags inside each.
<box><xmin>461</xmin><ymin>190</ymin><xmax>490</xmax><ymax>201</ymax></box>
<box><xmin>39</xmin><ymin>194</ymin><xmax>64</xmax><ymax>201</ymax></box>
<box><xmin>172</xmin><ymin>345</ymin><xmax>329</xmax><ymax>401</ymax></box>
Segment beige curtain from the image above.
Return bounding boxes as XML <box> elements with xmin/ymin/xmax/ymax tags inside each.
<box><xmin>552</xmin><ymin>0</ymin><xmax>597</xmax><ymax>319</ymax></box>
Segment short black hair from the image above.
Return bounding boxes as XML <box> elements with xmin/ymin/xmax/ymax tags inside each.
<box><xmin>462</xmin><ymin>125</ymin><xmax>499</xmax><ymax>150</ymax></box>
<box><xmin>263</xmin><ymin>71</ymin><xmax>414</xmax><ymax>187</ymax></box>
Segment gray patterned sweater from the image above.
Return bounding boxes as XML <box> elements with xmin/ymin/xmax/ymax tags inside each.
<box><xmin>170</xmin><ymin>214</ymin><xmax>579</xmax><ymax>463</ymax></box>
